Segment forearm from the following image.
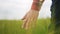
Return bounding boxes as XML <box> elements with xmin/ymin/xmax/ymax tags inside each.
<box><xmin>31</xmin><ymin>0</ymin><xmax>44</xmax><ymax>11</ymax></box>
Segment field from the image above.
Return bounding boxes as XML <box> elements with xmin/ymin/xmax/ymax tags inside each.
<box><xmin>0</xmin><ymin>18</ymin><xmax>52</xmax><ymax>34</ymax></box>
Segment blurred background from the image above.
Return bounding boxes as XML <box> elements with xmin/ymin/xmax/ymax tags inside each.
<box><xmin>0</xmin><ymin>0</ymin><xmax>54</xmax><ymax>34</ymax></box>
<box><xmin>0</xmin><ymin>0</ymin><xmax>52</xmax><ymax>20</ymax></box>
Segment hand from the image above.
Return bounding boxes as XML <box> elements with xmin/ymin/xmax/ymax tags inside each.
<box><xmin>21</xmin><ymin>9</ymin><xmax>39</xmax><ymax>30</ymax></box>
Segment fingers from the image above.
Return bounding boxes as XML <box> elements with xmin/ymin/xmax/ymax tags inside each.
<box><xmin>21</xmin><ymin>10</ymin><xmax>39</xmax><ymax>30</ymax></box>
<box><xmin>25</xmin><ymin>17</ymin><xmax>31</xmax><ymax>30</ymax></box>
<box><xmin>21</xmin><ymin>14</ymin><xmax>28</xmax><ymax>29</ymax></box>
<box><xmin>32</xmin><ymin>12</ymin><xmax>39</xmax><ymax>27</ymax></box>
<box><xmin>22</xmin><ymin>19</ymin><xmax>28</xmax><ymax>29</ymax></box>
<box><xmin>22</xmin><ymin>16</ymin><xmax>31</xmax><ymax>30</ymax></box>
<box><xmin>21</xmin><ymin>12</ymin><xmax>30</xmax><ymax>29</ymax></box>
<box><xmin>23</xmin><ymin>13</ymin><xmax>32</xmax><ymax>30</ymax></box>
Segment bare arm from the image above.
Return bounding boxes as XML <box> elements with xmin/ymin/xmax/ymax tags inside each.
<box><xmin>22</xmin><ymin>0</ymin><xmax>44</xmax><ymax>30</ymax></box>
<box><xmin>31</xmin><ymin>0</ymin><xmax>44</xmax><ymax>11</ymax></box>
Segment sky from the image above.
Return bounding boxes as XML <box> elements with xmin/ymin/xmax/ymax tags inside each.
<box><xmin>0</xmin><ymin>0</ymin><xmax>52</xmax><ymax>20</ymax></box>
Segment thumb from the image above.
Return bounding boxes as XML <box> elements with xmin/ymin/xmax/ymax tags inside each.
<box><xmin>21</xmin><ymin>14</ymin><xmax>27</xmax><ymax>20</ymax></box>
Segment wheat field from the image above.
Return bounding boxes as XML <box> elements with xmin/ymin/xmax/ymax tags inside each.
<box><xmin>0</xmin><ymin>18</ymin><xmax>53</xmax><ymax>34</ymax></box>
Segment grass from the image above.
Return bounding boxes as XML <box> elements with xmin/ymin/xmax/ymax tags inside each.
<box><xmin>0</xmin><ymin>18</ymin><xmax>52</xmax><ymax>34</ymax></box>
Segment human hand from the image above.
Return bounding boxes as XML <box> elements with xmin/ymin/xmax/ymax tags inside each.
<box><xmin>21</xmin><ymin>9</ymin><xmax>39</xmax><ymax>30</ymax></box>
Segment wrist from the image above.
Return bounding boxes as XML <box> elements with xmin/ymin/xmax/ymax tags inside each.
<box><xmin>31</xmin><ymin>0</ymin><xmax>44</xmax><ymax>11</ymax></box>
<box><xmin>30</xmin><ymin>9</ymin><xmax>40</xmax><ymax>12</ymax></box>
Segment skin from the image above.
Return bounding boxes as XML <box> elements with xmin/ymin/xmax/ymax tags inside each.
<box><xmin>21</xmin><ymin>0</ymin><xmax>44</xmax><ymax>30</ymax></box>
